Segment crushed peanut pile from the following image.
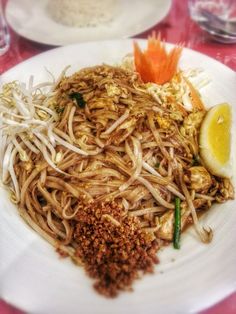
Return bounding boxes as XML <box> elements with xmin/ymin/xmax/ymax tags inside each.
<box><xmin>74</xmin><ymin>201</ymin><xmax>159</xmax><ymax>297</ymax></box>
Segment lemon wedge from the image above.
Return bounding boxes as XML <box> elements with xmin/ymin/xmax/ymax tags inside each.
<box><xmin>199</xmin><ymin>103</ymin><xmax>232</xmax><ymax>178</ymax></box>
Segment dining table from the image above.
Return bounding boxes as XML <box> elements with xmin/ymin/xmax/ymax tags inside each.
<box><xmin>0</xmin><ymin>0</ymin><xmax>236</xmax><ymax>313</ymax></box>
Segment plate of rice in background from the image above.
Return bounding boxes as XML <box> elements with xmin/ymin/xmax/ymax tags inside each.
<box><xmin>0</xmin><ymin>39</ymin><xmax>236</xmax><ymax>314</ymax></box>
<box><xmin>5</xmin><ymin>0</ymin><xmax>172</xmax><ymax>46</ymax></box>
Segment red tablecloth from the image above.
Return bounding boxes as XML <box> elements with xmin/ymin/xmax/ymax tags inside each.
<box><xmin>0</xmin><ymin>0</ymin><xmax>236</xmax><ymax>313</ymax></box>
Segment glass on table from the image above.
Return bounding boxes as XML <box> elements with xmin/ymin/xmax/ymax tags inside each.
<box><xmin>188</xmin><ymin>0</ymin><xmax>234</xmax><ymax>21</ymax></box>
<box><xmin>0</xmin><ymin>0</ymin><xmax>10</xmax><ymax>56</ymax></box>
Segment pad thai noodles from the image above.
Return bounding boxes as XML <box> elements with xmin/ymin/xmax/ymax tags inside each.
<box><xmin>0</xmin><ymin>37</ymin><xmax>234</xmax><ymax>297</ymax></box>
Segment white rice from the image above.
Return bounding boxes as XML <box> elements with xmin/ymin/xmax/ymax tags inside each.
<box><xmin>47</xmin><ymin>0</ymin><xmax>118</xmax><ymax>28</ymax></box>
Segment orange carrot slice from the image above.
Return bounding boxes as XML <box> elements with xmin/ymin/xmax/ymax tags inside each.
<box><xmin>134</xmin><ymin>33</ymin><xmax>182</xmax><ymax>85</ymax></box>
<box><xmin>134</xmin><ymin>42</ymin><xmax>155</xmax><ymax>83</ymax></box>
<box><xmin>183</xmin><ymin>77</ymin><xmax>205</xmax><ymax>111</ymax></box>
<box><xmin>175</xmin><ymin>103</ymin><xmax>188</xmax><ymax>117</ymax></box>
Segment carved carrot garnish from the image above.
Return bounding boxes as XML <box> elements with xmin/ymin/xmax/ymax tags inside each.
<box><xmin>134</xmin><ymin>33</ymin><xmax>182</xmax><ymax>85</ymax></box>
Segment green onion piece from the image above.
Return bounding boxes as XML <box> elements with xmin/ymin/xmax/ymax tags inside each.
<box><xmin>173</xmin><ymin>197</ymin><xmax>181</xmax><ymax>249</ymax></box>
<box><xmin>56</xmin><ymin>107</ymin><xmax>64</xmax><ymax>114</ymax></box>
<box><xmin>191</xmin><ymin>155</ymin><xmax>200</xmax><ymax>166</ymax></box>
<box><xmin>155</xmin><ymin>162</ymin><xmax>160</xmax><ymax>168</ymax></box>
<box><xmin>69</xmin><ymin>92</ymin><xmax>86</xmax><ymax>108</ymax></box>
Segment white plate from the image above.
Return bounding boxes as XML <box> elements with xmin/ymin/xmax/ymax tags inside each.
<box><xmin>6</xmin><ymin>0</ymin><xmax>172</xmax><ymax>46</ymax></box>
<box><xmin>0</xmin><ymin>40</ymin><xmax>236</xmax><ymax>314</ymax></box>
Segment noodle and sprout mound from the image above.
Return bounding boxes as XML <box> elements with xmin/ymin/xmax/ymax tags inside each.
<box><xmin>0</xmin><ymin>64</ymin><xmax>234</xmax><ymax>296</ymax></box>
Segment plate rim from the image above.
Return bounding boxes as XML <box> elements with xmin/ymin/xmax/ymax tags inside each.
<box><xmin>2</xmin><ymin>38</ymin><xmax>235</xmax><ymax>78</ymax></box>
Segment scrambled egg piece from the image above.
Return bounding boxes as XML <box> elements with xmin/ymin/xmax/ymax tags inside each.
<box><xmin>185</xmin><ymin>166</ymin><xmax>212</xmax><ymax>192</ymax></box>
<box><xmin>181</xmin><ymin>111</ymin><xmax>205</xmax><ymax>137</ymax></box>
